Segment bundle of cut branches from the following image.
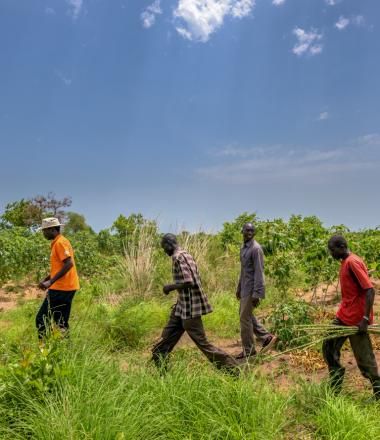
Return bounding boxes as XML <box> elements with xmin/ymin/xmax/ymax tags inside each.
<box><xmin>257</xmin><ymin>324</ymin><xmax>380</xmax><ymax>362</ymax></box>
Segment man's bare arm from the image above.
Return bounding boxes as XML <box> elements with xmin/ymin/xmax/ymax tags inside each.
<box><xmin>163</xmin><ymin>282</ymin><xmax>194</xmax><ymax>295</ymax></box>
<box><xmin>358</xmin><ymin>287</ymin><xmax>375</xmax><ymax>332</ymax></box>
<box><xmin>39</xmin><ymin>257</ymin><xmax>73</xmax><ymax>290</ymax></box>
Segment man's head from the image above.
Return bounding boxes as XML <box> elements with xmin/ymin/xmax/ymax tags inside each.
<box><xmin>328</xmin><ymin>235</ymin><xmax>349</xmax><ymax>260</ymax></box>
<box><xmin>41</xmin><ymin>217</ymin><xmax>61</xmax><ymax>240</ymax></box>
<box><xmin>161</xmin><ymin>233</ymin><xmax>178</xmax><ymax>256</ymax></box>
<box><xmin>242</xmin><ymin>222</ymin><xmax>256</xmax><ymax>243</ymax></box>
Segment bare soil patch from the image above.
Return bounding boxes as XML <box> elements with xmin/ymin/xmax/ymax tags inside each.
<box><xmin>0</xmin><ymin>284</ymin><xmax>43</xmax><ymax>312</ymax></box>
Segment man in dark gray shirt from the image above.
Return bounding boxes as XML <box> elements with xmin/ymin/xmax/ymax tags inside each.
<box><xmin>235</xmin><ymin>223</ymin><xmax>277</xmax><ymax>359</ymax></box>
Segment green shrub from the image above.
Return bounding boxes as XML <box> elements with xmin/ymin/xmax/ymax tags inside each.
<box><xmin>0</xmin><ymin>228</ymin><xmax>48</xmax><ymax>285</ymax></box>
<box><xmin>0</xmin><ymin>332</ymin><xmax>70</xmax><ymax>401</ymax></box>
<box><xmin>101</xmin><ymin>298</ymin><xmax>168</xmax><ymax>349</ymax></box>
<box><xmin>269</xmin><ymin>300</ymin><xmax>313</xmax><ymax>349</ymax></box>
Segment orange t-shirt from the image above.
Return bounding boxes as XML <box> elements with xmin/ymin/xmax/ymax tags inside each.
<box><xmin>50</xmin><ymin>235</ymin><xmax>80</xmax><ymax>291</ymax></box>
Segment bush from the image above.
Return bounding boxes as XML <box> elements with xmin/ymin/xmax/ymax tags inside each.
<box><xmin>0</xmin><ymin>332</ymin><xmax>70</xmax><ymax>402</ymax></box>
<box><xmin>269</xmin><ymin>300</ymin><xmax>313</xmax><ymax>350</ymax></box>
<box><xmin>100</xmin><ymin>298</ymin><xmax>168</xmax><ymax>349</ymax></box>
<box><xmin>0</xmin><ymin>228</ymin><xmax>48</xmax><ymax>285</ymax></box>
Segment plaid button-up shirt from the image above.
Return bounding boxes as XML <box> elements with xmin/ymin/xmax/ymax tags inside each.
<box><xmin>172</xmin><ymin>248</ymin><xmax>213</xmax><ymax>320</ymax></box>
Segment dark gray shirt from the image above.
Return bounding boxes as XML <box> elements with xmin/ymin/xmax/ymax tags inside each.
<box><xmin>237</xmin><ymin>239</ymin><xmax>265</xmax><ymax>298</ymax></box>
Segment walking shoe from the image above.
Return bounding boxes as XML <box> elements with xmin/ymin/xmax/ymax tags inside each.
<box><xmin>260</xmin><ymin>335</ymin><xmax>278</xmax><ymax>354</ymax></box>
<box><xmin>235</xmin><ymin>351</ymin><xmax>256</xmax><ymax>360</ymax></box>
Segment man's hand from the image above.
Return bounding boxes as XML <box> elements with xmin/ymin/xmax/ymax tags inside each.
<box><xmin>236</xmin><ymin>290</ymin><xmax>241</xmax><ymax>300</ymax></box>
<box><xmin>163</xmin><ymin>285</ymin><xmax>173</xmax><ymax>295</ymax></box>
<box><xmin>252</xmin><ymin>297</ymin><xmax>260</xmax><ymax>308</ymax></box>
<box><xmin>358</xmin><ymin>318</ymin><xmax>369</xmax><ymax>333</ymax></box>
<box><xmin>39</xmin><ymin>280</ymin><xmax>52</xmax><ymax>290</ymax></box>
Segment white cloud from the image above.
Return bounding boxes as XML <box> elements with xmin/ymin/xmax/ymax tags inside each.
<box><xmin>292</xmin><ymin>27</ymin><xmax>323</xmax><ymax>56</ymax></box>
<box><xmin>325</xmin><ymin>0</ymin><xmax>340</xmax><ymax>5</ymax></box>
<box><xmin>272</xmin><ymin>0</ymin><xmax>286</xmax><ymax>5</ymax></box>
<box><xmin>335</xmin><ymin>16</ymin><xmax>350</xmax><ymax>30</ymax></box>
<box><xmin>309</xmin><ymin>45</ymin><xmax>323</xmax><ymax>55</ymax></box>
<box><xmin>213</xmin><ymin>144</ymin><xmax>282</xmax><ymax>158</ymax></box>
<box><xmin>334</xmin><ymin>15</ymin><xmax>366</xmax><ymax>32</ymax></box>
<box><xmin>173</xmin><ymin>0</ymin><xmax>255</xmax><ymax>43</ymax></box>
<box><xmin>141</xmin><ymin>0</ymin><xmax>162</xmax><ymax>29</ymax></box>
<box><xmin>55</xmin><ymin>70</ymin><xmax>72</xmax><ymax>86</ymax></box>
<box><xmin>231</xmin><ymin>0</ymin><xmax>253</xmax><ymax>18</ymax></box>
<box><xmin>318</xmin><ymin>111</ymin><xmax>329</xmax><ymax>120</ymax></box>
<box><xmin>67</xmin><ymin>0</ymin><xmax>83</xmax><ymax>20</ymax></box>
<box><xmin>197</xmin><ymin>144</ymin><xmax>377</xmax><ymax>185</ymax></box>
<box><xmin>356</xmin><ymin>133</ymin><xmax>380</xmax><ymax>146</ymax></box>
<box><xmin>45</xmin><ymin>7</ymin><xmax>56</xmax><ymax>15</ymax></box>
<box><xmin>352</xmin><ymin>15</ymin><xmax>365</xmax><ymax>26</ymax></box>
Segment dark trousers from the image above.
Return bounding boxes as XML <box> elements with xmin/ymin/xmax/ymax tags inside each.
<box><xmin>36</xmin><ymin>289</ymin><xmax>76</xmax><ymax>339</ymax></box>
<box><xmin>239</xmin><ymin>295</ymin><xmax>271</xmax><ymax>355</ymax></box>
<box><xmin>322</xmin><ymin>318</ymin><xmax>380</xmax><ymax>397</ymax></box>
<box><xmin>152</xmin><ymin>308</ymin><xmax>238</xmax><ymax>371</ymax></box>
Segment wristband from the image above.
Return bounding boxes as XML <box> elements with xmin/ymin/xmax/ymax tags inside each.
<box><xmin>363</xmin><ymin>316</ymin><xmax>369</xmax><ymax>321</ymax></box>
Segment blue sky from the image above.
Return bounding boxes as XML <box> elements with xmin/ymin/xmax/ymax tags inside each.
<box><xmin>0</xmin><ymin>0</ymin><xmax>379</xmax><ymax>232</ymax></box>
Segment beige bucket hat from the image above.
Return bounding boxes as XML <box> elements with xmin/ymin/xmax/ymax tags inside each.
<box><xmin>41</xmin><ymin>217</ymin><xmax>62</xmax><ymax>229</ymax></box>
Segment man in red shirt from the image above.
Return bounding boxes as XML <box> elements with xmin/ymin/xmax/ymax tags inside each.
<box><xmin>322</xmin><ymin>235</ymin><xmax>380</xmax><ymax>399</ymax></box>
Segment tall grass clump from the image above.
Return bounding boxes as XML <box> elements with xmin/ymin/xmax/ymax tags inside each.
<box><xmin>0</xmin><ymin>340</ymin><xmax>291</xmax><ymax>440</ymax></box>
<box><xmin>179</xmin><ymin>232</ymin><xmax>241</xmax><ymax>294</ymax></box>
<box><xmin>99</xmin><ymin>297</ymin><xmax>168</xmax><ymax>349</ymax></box>
<box><xmin>312</xmin><ymin>395</ymin><xmax>380</xmax><ymax>439</ymax></box>
<box><xmin>178</xmin><ymin>231</ymin><xmax>210</xmax><ymax>269</ymax></box>
<box><xmin>120</xmin><ymin>226</ymin><xmax>158</xmax><ymax>298</ymax></box>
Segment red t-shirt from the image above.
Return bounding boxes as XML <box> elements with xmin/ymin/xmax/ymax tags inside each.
<box><xmin>336</xmin><ymin>253</ymin><xmax>374</xmax><ymax>326</ymax></box>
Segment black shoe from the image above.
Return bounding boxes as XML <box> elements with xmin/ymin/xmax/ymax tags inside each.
<box><xmin>260</xmin><ymin>335</ymin><xmax>278</xmax><ymax>354</ymax></box>
<box><xmin>235</xmin><ymin>351</ymin><xmax>256</xmax><ymax>360</ymax></box>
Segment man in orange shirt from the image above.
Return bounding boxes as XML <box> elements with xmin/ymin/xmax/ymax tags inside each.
<box><xmin>323</xmin><ymin>235</ymin><xmax>380</xmax><ymax>399</ymax></box>
<box><xmin>36</xmin><ymin>217</ymin><xmax>80</xmax><ymax>339</ymax></box>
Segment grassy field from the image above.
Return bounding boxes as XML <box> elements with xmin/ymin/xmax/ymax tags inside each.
<box><xmin>0</xmin><ymin>280</ymin><xmax>379</xmax><ymax>440</ymax></box>
<box><xmin>0</xmin><ymin>213</ymin><xmax>380</xmax><ymax>438</ymax></box>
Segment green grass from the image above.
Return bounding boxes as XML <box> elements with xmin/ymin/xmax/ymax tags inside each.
<box><xmin>0</xmin><ymin>287</ymin><xmax>379</xmax><ymax>439</ymax></box>
<box><xmin>313</xmin><ymin>395</ymin><xmax>380</xmax><ymax>439</ymax></box>
<box><xmin>0</xmin><ymin>341</ymin><xmax>291</xmax><ymax>440</ymax></box>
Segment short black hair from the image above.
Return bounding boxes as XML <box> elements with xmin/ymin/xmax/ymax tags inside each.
<box><xmin>242</xmin><ymin>222</ymin><xmax>256</xmax><ymax>234</ymax></box>
<box><xmin>162</xmin><ymin>233</ymin><xmax>177</xmax><ymax>245</ymax></box>
<box><xmin>328</xmin><ymin>235</ymin><xmax>348</xmax><ymax>249</ymax></box>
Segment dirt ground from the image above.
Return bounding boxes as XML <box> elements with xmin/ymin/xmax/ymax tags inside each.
<box><xmin>0</xmin><ymin>283</ymin><xmax>43</xmax><ymax>312</ymax></box>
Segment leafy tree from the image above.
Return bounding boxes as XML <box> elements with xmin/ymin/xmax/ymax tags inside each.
<box><xmin>112</xmin><ymin>214</ymin><xmax>157</xmax><ymax>239</ymax></box>
<box><xmin>64</xmin><ymin>212</ymin><xmax>93</xmax><ymax>235</ymax></box>
<box><xmin>97</xmin><ymin>229</ymin><xmax>119</xmax><ymax>254</ymax></box>
<box><xmin>0</xmin><ymin>199</ymin><xmax>41</xmax><ymax>229</ymax></box>
<box><xmin>31</xmin><ymin>192</ymin><xmax>72</xmax><ymax>222</ymax></box>
<box><xmin>1</xmin><ymin>193</ymin><xmax>72</xmax><ymax>229</ymax></box>
<box><xmin>112</xmin><ymin>214</ymin><xmax>145</xmax><ymax>238</ymax></box>
<box><xmin>219</xmin><ymin>212</ymin><xmax>257</xmax><ymax>249</ymax></box>
<box><xmin>112</xmin><ymin>213</ymin><xmax>158</xmax><ymax>252</ymax></box>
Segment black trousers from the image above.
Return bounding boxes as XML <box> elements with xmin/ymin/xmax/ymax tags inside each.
<box><xmin>36</xmin><ymin>289</ymin><xmax>76</xmax><ymax>339</ymax></box>
<box><xmin>322</xmin><ymin>318</ymin><xmax>380</xmax><ymax>397</ymax></box>
<box><xmin>152</xmin><ymin>307</ymin><xmax>238</xmax><ymax>371</ymax></box>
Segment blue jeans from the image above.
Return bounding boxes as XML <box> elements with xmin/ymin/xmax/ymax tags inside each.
<box><xmin>36</xmin><ymin>289</ymin><xmax>76</xmax><ymax>339</ymax></box>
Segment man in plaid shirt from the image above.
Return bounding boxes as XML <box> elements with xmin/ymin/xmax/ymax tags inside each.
<box><xmin>152</xmin><ymin>233</ymin><xmax>239</xmax><ymax>372</ymax></box>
